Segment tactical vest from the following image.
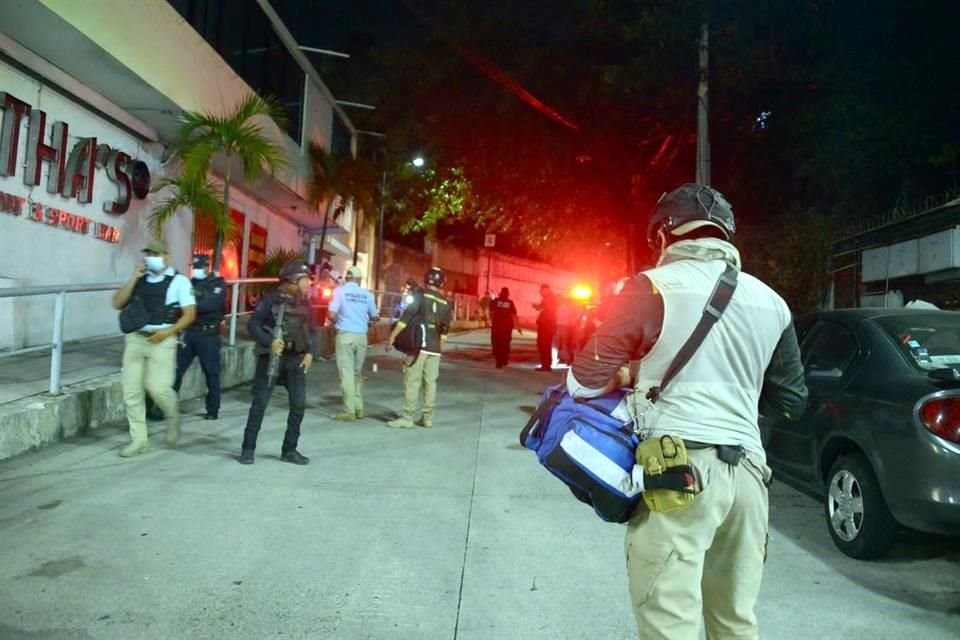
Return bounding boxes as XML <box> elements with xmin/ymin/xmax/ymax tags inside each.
<box><xmin>277</xmin><ymin>295</ymin><xmax>311</xmax><ymax>354</ymax></box>
<box><xmin>133</xmin><ymin>274</ymin><xmax>180</xmax><ymax>326</ymax></box>
<box><xmin>632</xmin><ymin>259</ymin><xmax>791</xmax><ymax>460</ymax></box>
<box><xmin>192</xmin><ymin>277</ymin><xmax>226</xmax><ymax>331</ymax></box>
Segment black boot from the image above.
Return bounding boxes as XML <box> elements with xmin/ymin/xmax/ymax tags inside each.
<box><xmin>238</xmin><ymin>449</ymin><xmax>255</xmax><ymax>465</ymax></box>
<box><xmin>281</xmin><ymin>450</ymin><xmax>310</xmax><ymax>465</ymax></box>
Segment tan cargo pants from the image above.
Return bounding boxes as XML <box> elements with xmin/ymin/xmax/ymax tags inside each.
<box><xmin>335</xmin><ymin>331</ymin><xmax>368</xmax><ymax>414</ymax></box>
<box><xmin>625</xmin><ymin>447</ymin><xmax>772</xmax><ymax>640</ymax></box>
<box><xmin>400</xmin><ymin>352</ymin><xmax>441</xmax><ymax>420</ymax></box>
<box><xmin>121</xmin><ymin>332</ymin><xmax>180</xmax><ymax>444</ymax></box>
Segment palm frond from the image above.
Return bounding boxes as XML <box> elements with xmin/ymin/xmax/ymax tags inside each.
<box><xmin>149</xmin><ymin>175</ymin><xmax>225</xmax><ymax>236</ymax></box>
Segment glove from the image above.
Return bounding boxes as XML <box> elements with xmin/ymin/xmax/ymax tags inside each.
<box><xmin>632</xmin><ymin>464</ymin><xmax>697</xmax><ymax>494</ymax></box>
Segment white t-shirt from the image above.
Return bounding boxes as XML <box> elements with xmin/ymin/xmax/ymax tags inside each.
<box><xmin>141</xmin><ymin>267</ymin><xmax>197</xmax><ymax>331</ymax></box>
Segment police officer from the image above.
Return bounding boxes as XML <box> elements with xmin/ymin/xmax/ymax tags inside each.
<box><xmin>385</xmin><ymin>267</ymin><xmax>453</xmax><ymax>429</ymax></box>
<box><xmin>328</xmin><ymin>265</ymin><xmax>379</xmax><ymax>422</ymax></box>
<box><xmin>111</xmin><ymin>239</ymin><xmax>196</xmax><ymax>457</ymax></box>
<box><xmin>490</xmin><ymin>287</ymin><xmax>521</xmax><ymax>368</ymax></box>
<box><xmin>239</xmin><ymin>260</ymin><xmax>318</xmax><ymax>465</ymax></box>
<box><xmin>533</xmin><ymin>284</ymin><xmax>558</xmax><ymax>371</ymax></box>
<box><xmin>171</xmin><ymin>254</ymin><xmax>227</xmax><ymax>420</ymax></box>
<box><xmin>567</xmin><ymin>183</ymin><xmax>808</xmax><ymax>640</ymax></box>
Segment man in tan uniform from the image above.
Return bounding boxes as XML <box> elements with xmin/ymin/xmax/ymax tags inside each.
<box><xmin>328</xmin><ymin>265</ymin><xmax>379</xmax><ymax>421</ymax></box>
<box><xmin>386</xmin><ymin>267</ymin><xmax>453</xmax><ymax>429</ymax></box>
<box><xmin>568</xmin><ymin>184</ymin><xmax>807</xmax><ymax>640</ymax></box>
<box><xmin>112</xmin><ymin>239</ymin><xmax>196</xmax><ymax>457</ymax></box>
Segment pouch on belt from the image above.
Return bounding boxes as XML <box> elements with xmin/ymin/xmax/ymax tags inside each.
<box><xmin>637</xmin><ymin>435</ymin><xmax>695</xmax><ymax>513</ymax></box>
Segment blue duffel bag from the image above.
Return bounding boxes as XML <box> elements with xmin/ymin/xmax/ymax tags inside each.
<box><xmin>519</xmin><ymin>384</ymin><xmax>641</xmax><ymax>523</ymax></box>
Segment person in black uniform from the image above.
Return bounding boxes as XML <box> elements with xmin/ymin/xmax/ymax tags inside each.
<box><xmin>239</xmin><ymin>260</ymin><xmax>317</xmax><ymax>465</ymax></box>
<box><xmin>171</xmin><ymin>254</ymin><xmax>227</xmax><ymax>420</ymax></box>
<box><xmin>490</xmin><ymin>287</ymin><xmax>521</xmax><ymax>368</ymax></box>
<box><xmin>533</xmin><ymin>284</ymin><xmax>558</xmax><ymax>372</ymax></box>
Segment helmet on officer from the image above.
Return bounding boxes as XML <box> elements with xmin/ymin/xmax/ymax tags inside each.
<box><xmin>425</xmin><ymin>266</ymin><xmax>445</xmax><ymax>288</ymax></box>
<box><xmin>279</xmin><ymin>260</ymin><xmax>311</xmax><ymax>284</ymax></box>
<box><xmin>646</xmin><ymin>183</ymin><xmax>735</xmax><ymax>251</ymax></box>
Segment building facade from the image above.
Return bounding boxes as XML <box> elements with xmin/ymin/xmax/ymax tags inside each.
<box><xmin>0</xmin><ymin>0</ymin><xmax>366</xmax><ymax>351</ymax></box>
<box><xmin>830</xmin><ymin>195</ymin><xmax>960</xmax><ymax>310</ymax></box>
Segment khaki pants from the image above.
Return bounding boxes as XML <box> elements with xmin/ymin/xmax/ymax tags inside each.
<box><xmin>625</xmin><ymin>447</ymin><xmax>771</xmax><ymax>640</ymax></box>
<box><xmin>400</xmin><ymin>352</ymin><xmax>441</xmax><ymax>419</ymax></box>
<box><xmin>335</xmin><ymin>331</ymin><xmax>368</xmax><ymax>414</ymax></box>
<box><xmin>121</xmin><ymin>333</ymin><xmax>179</xmax><ymax>444</ymax></box>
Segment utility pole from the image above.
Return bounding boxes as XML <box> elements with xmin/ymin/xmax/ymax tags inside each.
<box><xmin>375</xmin><ymin>168</ymin><xmax>387</xmax><ymax>292</ymax></box>
<box><xmin>695</xmin><ymin>11</ymin><xmax>711</xmax><ymax>186</ymax></box>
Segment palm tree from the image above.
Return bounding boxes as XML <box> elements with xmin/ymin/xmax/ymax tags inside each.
<box><xmin>149</xmin><ymin>173</ymin><xmax>233</xmax><ymax>241</ymax></box>
<box><xmin>306</xmin><ymin>142</ymin><xmax>379</xmax><ymax>266</ymax></box>
<box><xmin>158</xmin><ymin>94</ymin><xmax>289</xmax><ymax>272</ymax></box>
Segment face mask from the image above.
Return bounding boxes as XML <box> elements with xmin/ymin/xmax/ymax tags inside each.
<box><xmin>193</xmin><ymin>269</ymin><xmax>207</xmax><ymax>280</ymax></box>
<box><xmin>144</xmin><ymin>256</ymin><xmax>165</xmax><ymax>273</ymax></box>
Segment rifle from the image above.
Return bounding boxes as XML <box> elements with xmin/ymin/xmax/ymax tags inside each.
<box><xmin>267</xmin><ymin>295</ymin><xmax>287</xmax><ymax>386</ymax></box>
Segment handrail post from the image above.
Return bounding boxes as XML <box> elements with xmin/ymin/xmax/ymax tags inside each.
<box><xmin>229</xmin><ymin>281</ymin><xmax>240</xmax><ymax>346</ymax></box>
<box><xmin>49</xmin><ymin>291</ymin><xmax>66</xmax><ymax>395</ymax></box>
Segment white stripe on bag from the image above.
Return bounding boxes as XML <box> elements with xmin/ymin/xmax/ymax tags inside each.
<box><xmin>559</xmin><ymin>431</ymin><xmax>642</xmax><ymax>498</ymax></box>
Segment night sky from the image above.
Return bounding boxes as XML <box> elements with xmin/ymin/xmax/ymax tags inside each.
<box><xmin>269</xmin><ymin>1</ymin><xmax>960</xmax><ymax>292</ymax></box>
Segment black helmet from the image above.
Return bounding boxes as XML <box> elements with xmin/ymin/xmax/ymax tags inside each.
<box><xmin>646</xmin><ymin>183</ymin><xmax>736</xmax><ymax>250</ymax></box>
<box><xmin>279</xmin><ymin>260</ymin><xmax>311</xmax><ymax>283</ymax></box>
<box><xmin>425</xmin><ymin>267</ymin><xmax>445</xmax><ymax>288</ymax></box>
<box><xmin>192</xmin><ymin>254</ymin><xmax>210</xmax><ymax>269</ymax></box>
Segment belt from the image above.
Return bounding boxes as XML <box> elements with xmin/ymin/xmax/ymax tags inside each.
<box><xmin>684</xmin><ymin>440</ymin><xmax>746</xmax><ymax>467</ymax></box>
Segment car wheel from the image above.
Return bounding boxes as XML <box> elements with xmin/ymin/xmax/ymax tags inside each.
<box><xmin>824</xmin><ymin>453</ymin><xmax>898</xmax><ymax>559</ymax></box>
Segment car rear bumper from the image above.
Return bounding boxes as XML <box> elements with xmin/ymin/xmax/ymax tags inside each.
<box><xmin>884</xmin><ymin>439</ymin><xmax>960</xmax><ymax>535</ymax></box>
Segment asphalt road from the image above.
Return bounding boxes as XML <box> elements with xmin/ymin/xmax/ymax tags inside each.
<box><xmin>0</xmin><ymin>331</ymin><xmax>957</xmax><ymax>639</ymax></box>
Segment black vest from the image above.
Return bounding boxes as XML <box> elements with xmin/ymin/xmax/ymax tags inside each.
<box><xmin>133</xmin><ymin>274</ymin><xmax>180</xmax><ymax>325</ymax></box>
<box><xmin>193</xmin><ymin>277</ymin><xmax>226</xmax><ymax>325</ymax></box>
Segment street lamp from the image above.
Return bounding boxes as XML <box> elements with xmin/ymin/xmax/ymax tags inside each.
<box><xmin>412</xmin><ymin>156</ymin><xmax>425</xmax><ymax>168</ymax></box>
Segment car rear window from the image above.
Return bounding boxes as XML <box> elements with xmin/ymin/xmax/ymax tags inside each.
<box><xmin>874</xmin><ymin>314</ymin><xmax>960</xmax><ymax>371</ymax></box>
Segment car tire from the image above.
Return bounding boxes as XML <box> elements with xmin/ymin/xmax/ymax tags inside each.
<box><xmin>824</xmin><ymin>453</ymin><xmax>898</xmax><ymax>559</ymax></box>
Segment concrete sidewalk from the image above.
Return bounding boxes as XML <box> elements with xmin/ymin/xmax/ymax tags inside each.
<box><xmin>0</xmin><ymin>331</ymin><xmax>957</xmax><ymax>640</ymax></box>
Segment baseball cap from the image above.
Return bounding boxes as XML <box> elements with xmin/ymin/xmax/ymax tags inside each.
<box><xmin>346</xmin><ymin>266</ymin><xmax>364</xmax><ymax>279</ymax></box>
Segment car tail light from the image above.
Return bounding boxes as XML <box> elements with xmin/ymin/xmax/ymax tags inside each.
<box><xmin>918</xmin><ymin>396</ymin><xmax>960</xmax><ymax>444</ymax></box>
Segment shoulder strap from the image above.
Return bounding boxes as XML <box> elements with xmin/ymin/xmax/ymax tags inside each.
<box><xmin>646</xmin><ymin>264</ymin><xmax>739</xmax><ymax>403</ymax></box>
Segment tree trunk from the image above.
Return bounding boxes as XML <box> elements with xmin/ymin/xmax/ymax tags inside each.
<box><xmin>352</xmin><ymin>207</ymin><xmax>361</xmax><ymax>266</ymax></box>
<box><xmin>213</xmin><ymin>159</ymin><xmax>232</xmax><ymax>274</ymax></box>
<box><xmin>317</xmin><ymin>198</ymin><xmax>334</xmax><ymax>265</ymax></box>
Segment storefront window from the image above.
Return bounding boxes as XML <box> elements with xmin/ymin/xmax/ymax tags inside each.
<box><xmin>167</xmin><ymin>0</ymin><xmax>304</xmax><ymax>144</ymax></box>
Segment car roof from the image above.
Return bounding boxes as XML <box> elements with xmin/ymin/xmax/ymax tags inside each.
<box><xmin>801</xmin><ymin>308</ymin><xmax>960</xmax><ymax>322</ymax></box>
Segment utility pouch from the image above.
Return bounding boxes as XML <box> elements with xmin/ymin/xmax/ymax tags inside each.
<box><xmin>716</xmin><ymin>444</ymin><xmax>745</xmax><ymax>467</ymax></box>
<box><xmin>636</xmin><ymin>435</ymin><xmax>696</xmax><ymax>513</ymax></box>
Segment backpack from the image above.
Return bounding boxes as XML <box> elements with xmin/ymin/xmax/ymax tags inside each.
<box><xmin>519</xmin><ymin>384</ymin><xmax>642</xmax><ymax>523</ymax></box>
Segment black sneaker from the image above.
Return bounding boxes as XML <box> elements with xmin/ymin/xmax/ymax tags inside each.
<box><xmin>204</xmin><ymin>414</ymin><xmax>218</xmax><ymax>421</ymax></box>
<box><xmin>238</xmin><ymin>449</ymin><xmax>255</xmax><ymax>465</ymax></box>
<box><xmin>281</xmin><ymin>450</ymin><xmax>310</xmax><ymax>465</ymax></box>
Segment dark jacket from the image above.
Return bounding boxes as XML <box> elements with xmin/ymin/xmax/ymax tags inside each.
<box><xmin>248</xmin><ymin>287</ymin><xmax>319</xmax><ymax>359</ymax></box>
<box><xmin>398</xmin><ymin>287</ymin><xmax>453</xmax><ymax>354</ymax></box>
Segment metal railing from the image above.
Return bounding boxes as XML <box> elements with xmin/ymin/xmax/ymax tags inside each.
<box><xmin>0</xmin><ymin>280</ymin><xmax>480</xmax><ymax>396</ymax></box>
<box><xmin>0</xmin><ymin>277</ymin><xmax>274</xmax><ymax>395</ymax></box>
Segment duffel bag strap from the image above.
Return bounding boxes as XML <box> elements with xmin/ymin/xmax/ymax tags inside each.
<box><xmin>519</xmin><ymin>387</ymin><xmax>566</xmax><ymax>445</ymax></box>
